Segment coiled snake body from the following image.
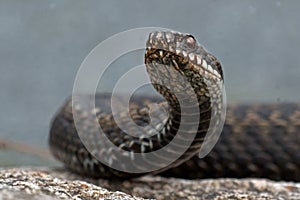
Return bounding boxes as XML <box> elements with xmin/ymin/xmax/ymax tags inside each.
<box><xmin>49</xmin><ymin>31</ymin><xmax>300</xmax><ymax>181</ymax></box>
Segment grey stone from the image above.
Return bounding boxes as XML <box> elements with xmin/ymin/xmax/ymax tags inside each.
<box><xmin>1</xmin><ymin>168</ymin><xmax>300</xmax><ymax>200</ymax></box>
<box><xmin>0</xmin><ymin>168</ymin><xmax>144</xmax><ymax>200</ymax></box>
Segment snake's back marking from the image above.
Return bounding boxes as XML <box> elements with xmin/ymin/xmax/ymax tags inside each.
<box><xmin>49</xmin><ymin>31</ymin><xmax>300</xmax><ymax>181</ymax></box>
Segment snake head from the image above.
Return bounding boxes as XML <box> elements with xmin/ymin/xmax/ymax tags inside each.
<box><xmin>145</xmin><ymin>30</ymin><xmax>223</xmax><ymax>82</ymax></box>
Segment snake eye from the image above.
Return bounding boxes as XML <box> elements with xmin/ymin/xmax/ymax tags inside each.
<box><xmin>184</xmin><ymin>35</ymin><xmax>196</xmax><ymax>49</ymax></box>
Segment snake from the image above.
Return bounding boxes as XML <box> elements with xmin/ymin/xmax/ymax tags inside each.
<box><xmin>49</xmin><ymin>30</ymin><xmax>300</xmax><ymax>181</ymax></box>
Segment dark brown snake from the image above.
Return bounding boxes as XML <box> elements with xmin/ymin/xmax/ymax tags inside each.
<box><xmin>49</xmin><ymin>31</ymin><xmax>300</xmax><ymax>181</ymax></box>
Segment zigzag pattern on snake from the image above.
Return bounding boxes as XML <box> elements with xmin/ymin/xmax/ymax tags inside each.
<box><xmin>49</xmin><ymin>31</ymin><xmax>300</xmax><ymax>181</ymax></box>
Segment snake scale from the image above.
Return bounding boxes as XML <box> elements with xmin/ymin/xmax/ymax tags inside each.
<box><xmin>49</xmin><ymin>31</ymin><xmax>300</xmax><ymax>181</ymax></box>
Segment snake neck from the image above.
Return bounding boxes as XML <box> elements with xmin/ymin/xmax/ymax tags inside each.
<box><xmin>144</xmin><ymin>48</ymin><xmax>214</xmax><ymax>161</ymax></box>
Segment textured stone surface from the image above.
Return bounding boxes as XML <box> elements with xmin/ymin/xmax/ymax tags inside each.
<box><xmin>0</xmin><ymin>168</ymin><xmax>143</xmax><ymax>200</ymax></box>
<box><xmin>1</xmin><ymin>168</ymin><xmax>300</xmax><ymax>200</ymax></box>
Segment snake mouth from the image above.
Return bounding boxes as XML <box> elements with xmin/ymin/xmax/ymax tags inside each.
<box><xmin>146</xmin><ymin>31</ymin><xmax>223</xmax><ymax>81</ymax></box>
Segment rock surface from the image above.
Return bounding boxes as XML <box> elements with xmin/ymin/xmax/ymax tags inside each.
<box><xmin>0</xmin><ymin>168</ymin><xmax>143</xmax><ymax>200</ymax></box>
<box><xmin>1</xmin><ymin>168</ymin><xmax>300</xmax><ymax>200</ymax></box>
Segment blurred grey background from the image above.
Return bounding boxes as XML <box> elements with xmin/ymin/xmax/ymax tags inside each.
<box><xmin>0</xmin><ymin>0</ymin><xmax>299</xmax><ymax>166</ymax></box>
